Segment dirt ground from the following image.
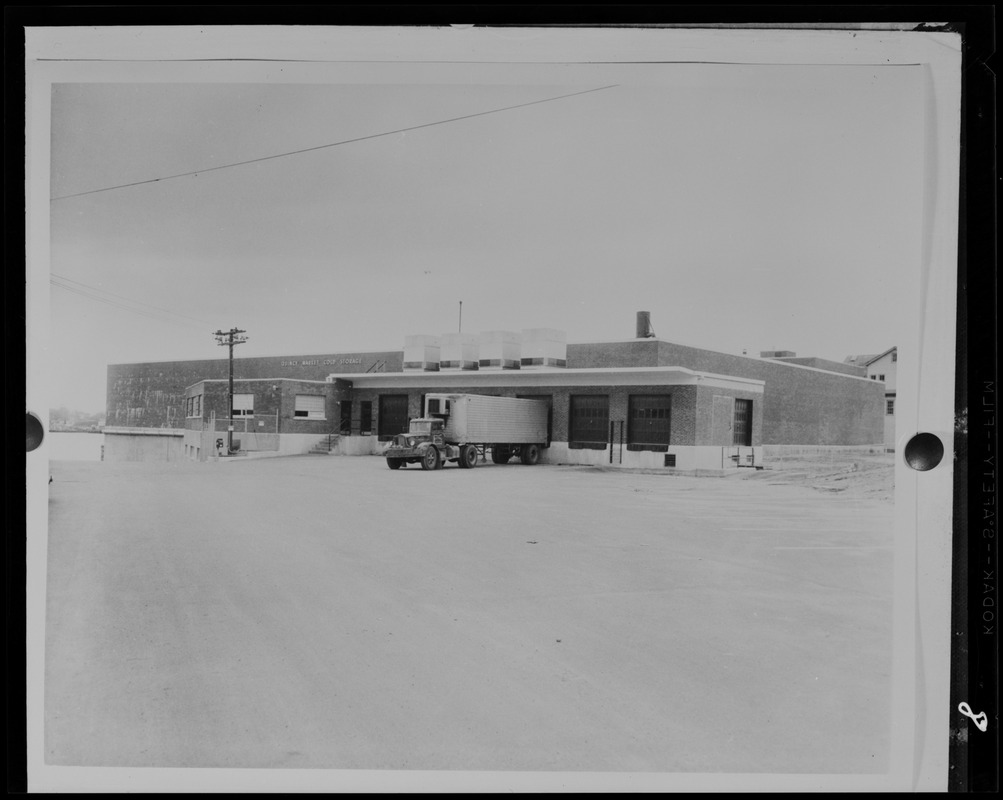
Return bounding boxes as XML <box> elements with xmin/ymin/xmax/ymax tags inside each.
<box><xmin>741</xmin><ymin>451</ymin><xmax>896</xmax><ymax>504</ymax></box>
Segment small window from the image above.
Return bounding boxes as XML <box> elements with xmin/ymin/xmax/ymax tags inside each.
<box><xmin>878</xmin><ymin>374</ymin><xmax>885</xmax><ymax>381</ymax></box>
<box><xmin>232</xmin><ymin>393</ymin><xmax>254</xmax><ymax>417</ymax></box>
<box><xmin>892</xmin><ymin>351</ymin><xmax>897</xmax><ymax>362</ymax></box>
<box><xmin>886</xmin><ymin>399</ymin><xmax>895</xmax><ymax>415</ymax></box>
<box><xmin>294</xmin><ymin>395</ymin><xmax>325</xmax><ymax>419</ymax></box>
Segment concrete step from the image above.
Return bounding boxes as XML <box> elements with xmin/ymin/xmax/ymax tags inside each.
<box><xmin>308</xmin><ymin>436</ymin><xmax>340</xmax><ymax>454</ymax></box>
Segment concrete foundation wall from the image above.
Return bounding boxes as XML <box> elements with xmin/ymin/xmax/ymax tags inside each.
<box><xmin>760</xmin><ymin>444</ymin><xmax>888</xmax><ymax>458</ymax></box>
<box><xmin>333</xmin><ymin>435</ymin><xmax>383</xmax><ymax>456</ymax></box>
<box><xmin>544</xmin><ymin>443</ymin><xmax>763</xmax><ymax>471</ymax></box>
<box><xmin>104</xmin><ymin>430</ymin><xmax>185</xmax><ymax>462</ymax></box>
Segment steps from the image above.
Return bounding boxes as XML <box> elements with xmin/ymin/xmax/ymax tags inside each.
<box><xmin>308</xmin><ymin>435</ymin><xmax>340</xmax><ymax>455</ymax></box>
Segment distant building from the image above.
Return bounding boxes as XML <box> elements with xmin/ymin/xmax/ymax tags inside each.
<box><xmin>105</xmin><ymin>314</ymin><xmax>887</xmax><ymax>469</ymax></box>
<box><xmin>845</xmin><ymin>347</ymin><xmax>897</xmax><ymax>450</ymax></box>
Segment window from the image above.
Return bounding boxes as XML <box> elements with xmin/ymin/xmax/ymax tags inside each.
<box><xmin>878</xmin><ymin>374</ymin><xmax>885</xmax><ymax>381</ymax></box>
<box><xmin>194</xmin><ymin>394</ymin><xmax>201</xmax><ymax>417</ymax></box>
<box><xmin>569</xmin><ymin>395</ymin><xmax>609</xmax><ymax>447</ymax></box>
<box><xmin>378</xmin><ymin>394</ymin><xmax>410</xmax><ymax>439</ymax></box>
<box><xmin>886</xmin><ymin>398</ymin><xmax>895</xmax><ymax>415</ymax></box>
<box><xmin>627</xmin><ymin>394</ymin><xmax>671</xmax><ymax>451</ymax></box>
<box><xmin>232</xmin><ymin>393</ymin><xmax>254</xmax><ymax>417</ymax></box>
<box><xmin>733</xmin><ymin>399</ymin><xmax>753</xmax><ymax>446</ymax></box>
<box><xmin>892</xmin><ymin>351</ymin><xmax>897</xmax><ymax>362</ymax></box>
<box><xmin>427</xmin><ymin>397</ymin><xmax>452</xmax><ymax>415</ymax></box>
<box><xmin>360</xmin><ymin>401</ymin><xmax>373</xmax><ymax>435</ymax></box>
<box><xmin>294</xmin><ymin>394</ymin><xmax>325</xmax><ymax>419</ymax></box>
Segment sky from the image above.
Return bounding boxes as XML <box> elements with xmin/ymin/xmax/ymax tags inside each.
<box><xmin>42</xmin><ymin>54</ymin><xmax>927</xmax><ymax>413</ymax></box>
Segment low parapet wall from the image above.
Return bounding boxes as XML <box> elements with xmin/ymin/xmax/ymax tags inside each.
<box><xmin>103</xmin><ymin>427</ymin><xmax>185</xmax><ymax>462</ymax></box>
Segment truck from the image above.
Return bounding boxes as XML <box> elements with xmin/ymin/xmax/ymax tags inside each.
<box><xmin>383</xmin><ymin>393</ymin><xmax>549</xmax><ymax>470</ymax></box>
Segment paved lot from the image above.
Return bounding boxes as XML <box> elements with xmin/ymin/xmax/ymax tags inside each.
<box><xmin>44</xmin><ymin>455</ymin><xmax>893</xmax><ymax>774</ymax></box>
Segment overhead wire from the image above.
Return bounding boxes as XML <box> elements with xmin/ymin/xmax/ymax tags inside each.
<box><xmin>50</xmin><ymin>84</ymin><xmax>618</xmax><ymax>201</ymax></box>
<box><xmin>50</xmin><ymin>274</ymin><xmax>213</xmax><ymax>329</ymax></box>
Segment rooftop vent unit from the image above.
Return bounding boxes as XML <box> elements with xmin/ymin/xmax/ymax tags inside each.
<box><xmin>521</xmin><ymin>328</ymin><xmax>567</xmax><ymax>368</ymax></box>
<box><xmin>478</xmin><ymin>330</ymin><xmax>521</xmax><ymax>369</ymax></box>
<box><xmin>760</xmin><ymin>350</ymin><xmax>797</xmax><ymax>359</ymax></box>
<box><xmin>439</xmin><ymin>333</ymin><xmax>480</xmax><ymax>370</ymax></box>
<box><xmin>403</xmin><ymin>335</ymin><xmax>441</xmax><ymax>372</ymax></box>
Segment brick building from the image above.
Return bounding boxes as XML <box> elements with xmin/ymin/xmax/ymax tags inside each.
<box><xmin>107</xmin><ymin>315</ymin><xmax>886</xmax><ymax>470</ymax></box>
<box><xmin>845</xmin><ymin>346</ymin><xmax>897</xmax><ymax>450</ymax></box>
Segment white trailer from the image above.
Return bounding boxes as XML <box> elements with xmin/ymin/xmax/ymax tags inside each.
<box><xmin>383</xmin><ymin>393</ymin><xmax>549</xmax><ymax>470</ymax></box>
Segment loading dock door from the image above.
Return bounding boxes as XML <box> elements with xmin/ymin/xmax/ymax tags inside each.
<box><xmin>378</xmin><ymin>394</ymin><xmax>409</xmax><ymax>440</ymax></box>
<box><xmin>627</xmin><ymin>394</ymin><xmax>671</xmax><ymax>449</ymax></box>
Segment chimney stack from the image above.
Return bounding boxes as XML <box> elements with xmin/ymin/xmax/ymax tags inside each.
<box><xmin>636</xmin><ymin>311</ymin><xmax>655</xmax><ymax>338</ymax></box>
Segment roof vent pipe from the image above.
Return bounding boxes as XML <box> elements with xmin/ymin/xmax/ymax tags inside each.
<box><xmin>636</xmin><ymin>311</ymin><xmax>655</xmax><ymax>338</ymax></box>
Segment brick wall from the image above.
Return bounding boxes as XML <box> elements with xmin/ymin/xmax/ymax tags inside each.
<box><xmin>568</xmin><ymin>340</ymin><xmax>883</xmax><ymax>445</ymax></box>
<box><xmin>111</xmin><ymin>339</ymin><xmax>882</xmax><ymax>446</ymax></box>
<box><xmin>184</xmin><ymin>378</ymin><xmax>351</xmax><ymax>436</ymax></box>
<box><xmin>107</xmin><ymin>351</ymin><xmax>400</xmax><ymax>428</ymax></box>
<box><xmin>766</xmin><ymin>356</ymin><xmax>866</xmax><ymax>377</ymax></box>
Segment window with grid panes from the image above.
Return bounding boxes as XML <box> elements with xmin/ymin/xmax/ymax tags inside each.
<box><xmin>733</xmin><ymin>399</ymin><xmax>753</xmax><ymax>446</ymax></box>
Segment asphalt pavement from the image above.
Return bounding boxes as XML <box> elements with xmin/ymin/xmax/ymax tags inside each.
<box><xmin>43</xmin><ymin>455</ymin><xmax>894</xmax><ymax>774</ymax></box>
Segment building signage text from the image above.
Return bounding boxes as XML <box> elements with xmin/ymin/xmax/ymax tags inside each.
<box><xmin>280</xmin><ymin>358</ymin><xmax>363</xmax><ymax>367</ymax></box>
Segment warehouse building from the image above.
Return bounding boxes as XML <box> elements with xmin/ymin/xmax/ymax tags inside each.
<box><xmin>105</xmin><ymin>314</ymin><xmax>887</xmax><ymax>470</ymax></box>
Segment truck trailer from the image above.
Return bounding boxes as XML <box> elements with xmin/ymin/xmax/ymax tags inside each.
<box><xmin>383</xmin><ymin>393</ymin><xmax>549</xmax><ymax>470</ymax></box>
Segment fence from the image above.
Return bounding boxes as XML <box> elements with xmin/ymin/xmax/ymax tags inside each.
<box><xmin>202</xmin><ymin>412</ymin><xmax>281</xmax><ymax>452</ymax></box>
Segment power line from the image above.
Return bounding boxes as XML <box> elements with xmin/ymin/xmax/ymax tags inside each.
<box><xmin>50</xmin><ymin>274</ymin><xmax>212</xmax><ymax>329</ymax></box>
<box><xmin>50</xmin><ymin>84</ymin><xmax>618</xmax><ymax>201</ymax></box>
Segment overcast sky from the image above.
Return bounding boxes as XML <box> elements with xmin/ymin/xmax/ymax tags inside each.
<box><xmin>44</xmin><ymin>55</ymin><xmax>926</xmax><ymax>413</ymax></box>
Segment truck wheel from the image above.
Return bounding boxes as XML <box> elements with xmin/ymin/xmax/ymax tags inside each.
<box><xmin>491</xmin><ymin>446</ymin><xmax>509</xmax><ymax>464</ymax></box>
<box><xmin>386</xmin><ymin>457</ymin><xmax>403</xmax><ymax>470</ymax></box>
<box><xmin>459</xmin><ymin>444</ymin><xmax>478</xmax><ymax>469</ymax></box>
<box><xmin>520</xmin><ymin>444</ymin><xmax>541</xmax><ymax>465</ymax></box>
<box><xmin>421</xmin><ymin>447</ymin><xmax>440</xmax><ymax>471</ymax></box>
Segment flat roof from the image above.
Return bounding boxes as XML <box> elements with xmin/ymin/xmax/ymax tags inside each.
<box><xmin>328</xmin><ymin>366</ymin><xmax>765</xmax><ymax>394</ymax></box>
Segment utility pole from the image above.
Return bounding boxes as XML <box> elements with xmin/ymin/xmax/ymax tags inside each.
<box><xmin>458</xmin><ymin>300</ymin><xmax>462</xmax><ymax>333</ymax></box>
<box><xmin>213</xmin><ymin>327</ymin><xmax>248</xmax><ymax>454</ymax></box>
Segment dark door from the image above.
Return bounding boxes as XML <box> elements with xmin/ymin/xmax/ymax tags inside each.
<box><xmin>378</xmin><ymin>394</ymin><xmax>410</xmax><ymax>440</ymax></box>
<box><xmin>627</xmin><ymin>394</ymin><xmax>671</xmax><ymax>450</ymax></box>
<box><xmin>569</xmin><ymin>395</ymin><xmax>609</xmax><ymax>446</ymax></box>
<box><xmin>339</xmin><ymin>400</ymin><xmax>352</xmax><ymax>434</ymax></box>
<box><xmin>733</xmin><ymin>399</ymin><xmax>752</xmax><ymax>446</ymax></box>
